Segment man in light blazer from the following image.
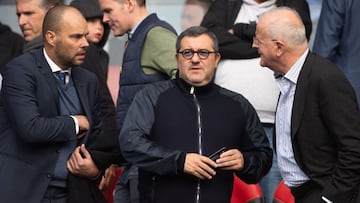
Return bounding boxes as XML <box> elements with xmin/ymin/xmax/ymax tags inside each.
<box><xmin>0</xmin><ymin>6</ymin><xmax>120</xmax><ymax>203</ymax></box>
<box><xmin>253</xmin><ymin>7</ymin><xmax>360</xmax><ymax>203</ymax></box>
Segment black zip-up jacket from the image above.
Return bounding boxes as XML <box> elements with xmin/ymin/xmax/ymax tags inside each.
<box><xmin>120</xmin><ymin>76</ymin><xmax>272</xmax><ymax>203</ymax></box>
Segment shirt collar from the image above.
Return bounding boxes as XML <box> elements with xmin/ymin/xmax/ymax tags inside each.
<box><xmin>43</xmin><ymin>48</ymin><xmax>71</xmax><ymax>74</ymax></box>
<box><xmin>128</xmin><ymin>15</ymin><xmax>148</xmax><ymax>39</ymax></box>
<box><xmin>283</xmin><ymin>49</ymin><xmax>309</xmax><ymax>84</ymax></box>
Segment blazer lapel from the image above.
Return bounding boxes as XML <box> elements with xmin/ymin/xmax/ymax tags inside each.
<box><xmin>291</xmin><ymin>52</ymin><xmax>313</xmax><ymax>139</ymax></box>
<box><xmin>36</xmin><ymin>50</ymin><xmax>60</xmax><ymax>110</ymax></box>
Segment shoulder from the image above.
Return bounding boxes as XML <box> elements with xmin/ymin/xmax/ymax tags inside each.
<box><xmin>144</xmin><ymin>27</ymin><xmax>177</xmax><ymax>51</ymax></box>
<box><xmin>5</xmin><ymin>50</ymin><xmax>40</xmax><ymax>71</ymax></box>
<box><xmin>305</xmin><ymin>53</ymin><xmax>344</xmax><ymax>78</ymax></box>
<box><xmin>134</xmin><ymin>80</ymin><xmax>174</xmax><ymax>102</ymax></box>
<box><xmin>147</xmin><ymin>26</ymin><xmax>177</xmax><ymax>40</ymax></box>
<box><xmin>302</xmin><ymin>53</ymin><xmax>352</xmax><ymax>90</ymax></box>
<box><xmin>147</xmin><ymin>25</ymin><xmax>177</xmax><ymax>39</ymax></box>
<box><xmin>218</xmin><ymin>86</ymin><xmax>254</xmax><ymax>109</ymax></box>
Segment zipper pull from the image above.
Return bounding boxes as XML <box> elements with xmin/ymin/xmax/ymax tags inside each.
<box><xmin>190</xmin><ymin>86</ymin><xmax>195</xmax><ymax>95</ymax></box>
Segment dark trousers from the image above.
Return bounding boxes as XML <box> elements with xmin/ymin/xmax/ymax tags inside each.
<box><xmin>41</xmin><ymin>186</ymin><xmax>67</xmax><ymax>203</ymax></box>
<box><xmin>291</xmin><ymin>181</ymin><xmax>322</xmax><ymax>203</ymax></box>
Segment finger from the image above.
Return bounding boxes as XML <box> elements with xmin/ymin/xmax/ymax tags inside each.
<box><xmin>67</xmin><ymin>160</ymin><xmax>74</xmax><ymax>173</ymax></box>
<box><xmin>197</xmin><ymin>162</ymin><xmax>216</xmax><ymax>178</ymax></box>
<box><xmin>71</xmin><ymin>146</ymin><xmax>83</xmax><ymax>162</ymax></box>
<box><xmin>98</xmin><ymin>178</ymin><xmax>106</xmax><ymax>190</ymax></box>
<box><xmin>192</xmin><ymin>171</ymin><xmax>208</xmax><ymax>180</ymax></box>
<box><xmin>79</xmin><ymin>144</ymin><xmax>91</xmax><ymax>159</ymax></box>
<box><xmin>76</xmin><ymin>131</ymin><xmax>86</xmax><ymax>139</ymax></box>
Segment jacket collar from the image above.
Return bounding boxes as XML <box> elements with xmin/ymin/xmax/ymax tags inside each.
<box><xmin>175</xmin><ymin>75</ymin><xmax>219</xmax><ymax>97</ymax></box>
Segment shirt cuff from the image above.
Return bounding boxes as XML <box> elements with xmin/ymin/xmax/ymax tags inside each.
<box><xmin>322</xmin><ymin>196</ymin><xmax>333</xmax><ymax>203</ymax></box>
<box><xmin>70</xmin><ymin>115</ymin><xmax>79</xmax><ymax>134</ymax></box>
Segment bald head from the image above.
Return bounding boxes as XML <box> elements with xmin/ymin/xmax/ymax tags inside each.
<box><xmin>258</xmin><ymin>7</ymin><xmax>307</xmax><ymax>50</ymax></box>
<box><xmin>42</xmin><ymin>5</ymin><xmax>89</xmax><ymax>70</ymax></box>
<box><xmin>42</xmin><ymin>5</ymin><xmax>86</xmax><ymax>38</ymax></box>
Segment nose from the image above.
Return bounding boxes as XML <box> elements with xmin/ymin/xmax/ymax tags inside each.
<box><xmin>102</xmin><ymin>14</ymin><xmax>109</xmax><ymax>24</ymax></box>
<box><xmin>191</xmin><ymin>52</ymin><xmax>201</xmax><ymax>62</ymax></box>
<box><xmin>82</xmin><ymin>36</ymin><xmax>89</xmax><ymax>48</ymax></box>
<box><xmin>18</xmin><ymin>14</ymin><xmax>26</xmax><ymax>27</ymax></box>
<box><xmin>252</xmin><ymin>40</ymin><xmax>258</xmax><ymax>48</ymax></box>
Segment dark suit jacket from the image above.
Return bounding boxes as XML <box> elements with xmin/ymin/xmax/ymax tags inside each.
<box><xmin>201</xmin><ymin>0</ymin><xmax>312</xmax><ymax>59</ymax></box>
<box><xmin>279</xmin><ymin>52</ymin><xmax>360</xmax><ymax>202</ymax></box>
<box><xmin>0</xmin><ymin>48</ymin><xmax>120</xmax><ymax>203</ymax></box>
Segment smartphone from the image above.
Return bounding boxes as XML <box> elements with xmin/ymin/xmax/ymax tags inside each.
<box><xmin>208</xmin><ymin>147</ymin><xmax>227</xmax><ymax>161</ymax></box>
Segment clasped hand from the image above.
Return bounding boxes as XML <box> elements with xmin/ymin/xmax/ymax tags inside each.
<box><xmin>184</xmin><ymin>149</ymin><xmax>244</xmax><ymax>180</ymax></box>
<box><xmin>67</xmin><ymin>144</ymin><xmax>100</xmax><ymax>179</ymax></box>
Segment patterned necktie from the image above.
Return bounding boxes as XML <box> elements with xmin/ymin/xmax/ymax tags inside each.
<box><xmin>56</xmin><ymin>71</ymin><xmax>67</xmax><ymax>84</ymax></box>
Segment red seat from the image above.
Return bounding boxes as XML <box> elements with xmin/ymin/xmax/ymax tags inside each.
<box><xmin>231</xmin><ymin>174</ymin><xmax>264</xmax><ymax>203</ymax></box>
<box><xmin>273</xmin><ymin>180</ymin><xmax>294</xmax><ymax>203</ymax></box>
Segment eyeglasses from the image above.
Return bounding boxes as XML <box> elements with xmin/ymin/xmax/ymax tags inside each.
<box><xmin>253</xmin><ymin>36</ymin><xmax>277</xmax><ymax>46</ymax></box>
<box><xmin>178</xmin><ymin>49</ymin><xmax>218</xmax><ymax>60</ymax></box>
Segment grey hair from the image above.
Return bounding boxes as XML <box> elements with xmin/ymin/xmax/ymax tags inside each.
<box><xmin>259</xmin><ymin>7</ymin><xmax>307</xmax><ymax>49</ymax></box>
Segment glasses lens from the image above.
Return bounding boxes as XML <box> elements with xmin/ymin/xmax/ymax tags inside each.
<box><xmin>198</xmin><ymin>50</ymin><xmax>210</xmax><ymax>59</ymax></box>
<box><xmin>182</xmin><ymin>50</ymin><xmax>193</xmax><ymax>59</ymax></box>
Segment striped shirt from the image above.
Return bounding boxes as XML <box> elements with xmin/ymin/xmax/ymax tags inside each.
<box><xmin>275</xmin><ymin>49</ymin><xmax>310</xmax><ymax>188</ymax></box>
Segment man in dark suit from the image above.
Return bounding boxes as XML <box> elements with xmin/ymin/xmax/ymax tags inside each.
<box><xmin>0</xmin><ymin>5</ymin><xmax>120</xmax><ymax>203</ymax></box>
<box><xmin>253</xmin><ymin>7</ymin><xmax>360</xmax><ymax>203</ymax></box>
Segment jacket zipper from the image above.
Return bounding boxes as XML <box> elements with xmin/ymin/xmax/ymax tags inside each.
<box><xmin>190</xmin><ymin>86</ymin><xmax>202</xmax><ymax>203</ymax></box>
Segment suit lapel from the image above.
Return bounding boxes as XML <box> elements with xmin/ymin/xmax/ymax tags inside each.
<box><xmin>291</xmin><ymin>52</ymin><xmax>313</xmax><ymax>139</ymax></box>
<box><xmin>36</xmin><ymin>50</ymin><xmax>60</xmax><ymax>110</ymax></box>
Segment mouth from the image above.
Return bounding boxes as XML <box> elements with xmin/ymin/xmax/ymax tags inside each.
<box><xmin>76</xmin><ymin>52</ymin><xmax>86</xmax><ymax>60</ymax></box>
<box><xmin>94</xmin><ymin>33</ymin><xmax>103</xmax><ymax>40</ymax></box>
<box><xmin>21</xmin><ymin>29</ymin><xmax>32</xmax><ymax>35</ymax></box>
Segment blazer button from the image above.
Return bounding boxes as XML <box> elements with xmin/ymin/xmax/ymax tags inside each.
<box><xmin>47</xmin><ymin>174</ymin><xmax>52</xmax><ymax>178</ymax></box>
<box><xmin>56</xmin><ymin>149</ymin><xmax>61</xmax><ymax>153</ymax></box>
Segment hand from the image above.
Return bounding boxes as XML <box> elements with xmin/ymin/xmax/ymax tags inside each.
<box><xmin>228</xmin><ymin>29</ymin><xmax>234</xmax><ymax>35</ymax></box>
<box><xmin>215</xmin><ymin>149</ymin><xmax>244</xmax><ymax>171</ymax></box>
<box><xmin>98</xmin><ymin>164</ymin><xmax>117</xmax><ymax>191</ymax></box>
<box><xmin>67</xmin><ymin>144</ymin><xmax>100</xmax><ymax>178</ymax></box>
<box><xmin>74</xmin><ymin>115</ymin><xmax>89</xmax><ymax>139</ymax></box>
<box><xmin>184</xmin><ymin>153</ymin><xmax>217</xmax><ymax>180</ymax></box>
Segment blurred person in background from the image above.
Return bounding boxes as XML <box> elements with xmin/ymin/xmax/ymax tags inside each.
<box><xmin>0</xmin><ymin>21</ymin><xmax>24</xmax><ymax>73</ymax></box>
<box><xmin>313</xmin><ymin>0</ymin><xmax>360</xmax><ymax>107</ymax></box>
<box><xmin>16</xmin><ymin>0</ymin><xmax>63</xmax><ymax>52</ymax></box>
<box><xmin>181</xmin><ymin>0</ymin><xmax>213</xmax><ymax>31</ymax></box>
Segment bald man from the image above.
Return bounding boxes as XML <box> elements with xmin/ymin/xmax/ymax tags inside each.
<box><xmin>254</xmin><ymin>7</ymin><xmax>360</xmax><ymax>203</ymax></box>
<box><xmin>0</xmin><ymin>5</ymin><xmax>120</xmax><ymax>203</ymax></box>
